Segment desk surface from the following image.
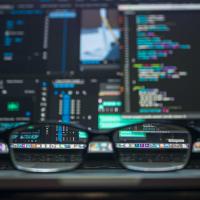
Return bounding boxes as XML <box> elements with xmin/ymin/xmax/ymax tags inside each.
<box><xmin>0</xmin><ymin>169</ymin><xmax>200</xmax><ymax>191</ymax></box>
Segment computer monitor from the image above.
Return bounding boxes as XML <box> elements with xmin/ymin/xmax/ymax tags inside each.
<box><xmin>0</xmin><ymin>0</ymin><xmax>129</xmax><ymax>132</ymax></box>
<box><xmin>119</xmin><ymin>4</ymin><xmax>200</xmax><ymax>119</ymax></box>
<box><xmin>0</xmin><ymin>1</ymin><xmax>200</xmax><ymax>134</ymax></box>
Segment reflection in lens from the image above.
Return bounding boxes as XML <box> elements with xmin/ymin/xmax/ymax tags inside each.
<box><xmin>114</xmin><ymin>123</ymin><xmax>191</xmax><ymax>172</ymax></box>
<box><xmin>9</xmin><ymin>123</ymin><xmax>88</xmax><ymax>172</ymax></box>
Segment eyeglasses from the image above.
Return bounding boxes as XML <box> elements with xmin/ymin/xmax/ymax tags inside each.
<box><xmin>1</xmin><ymin>121</ymin><xmax>192</xmax><ymax>173</ymax></box>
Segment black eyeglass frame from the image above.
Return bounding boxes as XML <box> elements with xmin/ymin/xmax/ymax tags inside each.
<box><xmin>0</xmin><ymin>119</ymin><xmax>194</xmax><ymax>173</ymax></box>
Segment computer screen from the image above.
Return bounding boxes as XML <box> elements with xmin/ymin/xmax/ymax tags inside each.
<box><xmin>0</xmin><ymin>1</ymin><xmax>200</xmax><ymax>134</ymax></box>
<box><xmin>120</xmin><ymin>4</ymin><xmax>200</xmax><ymax>119</ymax></box>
